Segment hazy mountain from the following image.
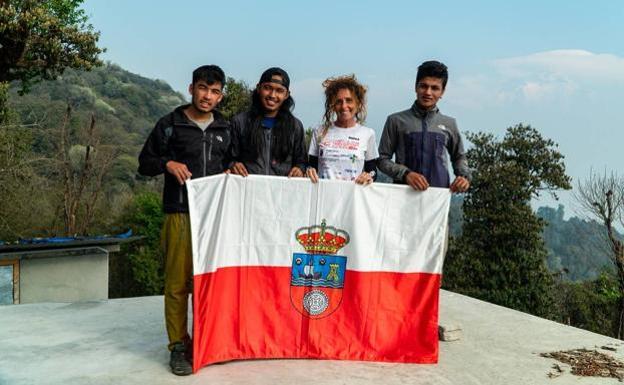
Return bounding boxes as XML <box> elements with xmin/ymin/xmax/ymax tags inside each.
<box><xmin>538</xmin><ymin>205</ymin><xmax>616</xmax><ymax>281</ymax></box>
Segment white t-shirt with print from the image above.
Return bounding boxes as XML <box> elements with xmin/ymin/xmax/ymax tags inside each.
<box><xmin>308</xmin><ymin>124</ymin><xmax>379</xmax><ymax>181</ymax></box>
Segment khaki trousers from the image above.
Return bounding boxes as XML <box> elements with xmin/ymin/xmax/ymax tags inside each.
<box><xmin>161</xmin><ymin>213</ymin><xmax>193</xmax><ymax>350</ymax></box>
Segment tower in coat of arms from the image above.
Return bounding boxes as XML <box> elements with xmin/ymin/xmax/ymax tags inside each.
<box><xmin>290</xmin><ymin>219</ymin><xmax>349</xmax><ymax>319</ymax></box>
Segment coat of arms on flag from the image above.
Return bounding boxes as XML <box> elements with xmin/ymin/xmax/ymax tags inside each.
<box><xmin>290</xmin><ymin>219</ymin><xmax>349</xmax><ymax>319</ymax></box>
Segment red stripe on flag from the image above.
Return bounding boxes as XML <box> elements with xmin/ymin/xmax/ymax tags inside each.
<box><xmin>192</xmin><ymin>266</ymin><xmax>440</xmax><ymax>372</ymax></box>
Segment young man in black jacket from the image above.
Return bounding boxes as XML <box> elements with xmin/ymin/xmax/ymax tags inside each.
<box><xmin>229</xmin><ymin>67</ymin><xmax>306</xmax><ymax>177</ymax></box>
<box><xmin>138</xmin><ymin>65</ymin><xmax>230</xmax><ymax>376</ymax></box>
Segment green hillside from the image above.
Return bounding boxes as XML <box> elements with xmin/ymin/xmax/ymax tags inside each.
<box><xmin>2</xmin><ymin>63</ymin><xmax>186</xmax><ymax>239</ymax></box>
<box><xmin>10</xmin><ymin>62</ymin><xmax>186</xmax><ymax>153</ymax></box>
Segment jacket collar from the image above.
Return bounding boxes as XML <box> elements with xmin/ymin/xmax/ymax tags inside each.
<box><xmin>172</xmin><ymin>104</ymin><xmax>229</xmax><ymax>129</ymax></box>
<box><xmin>410</xmin><ymin>101</ymin><xmax>439</xmax><ymax>118</ymax></box>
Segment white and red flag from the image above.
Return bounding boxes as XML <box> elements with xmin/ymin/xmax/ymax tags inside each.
<box><xmin>187</xmin><ymin>174</ymin><xmax>450</xmax><ymax>372</ymax></box>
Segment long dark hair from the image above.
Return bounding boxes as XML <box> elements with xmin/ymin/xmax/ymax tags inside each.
<box><xmin>245</xmin><ymin>88</ymin><xmax>297</xmax><ymax>162</ymax></box>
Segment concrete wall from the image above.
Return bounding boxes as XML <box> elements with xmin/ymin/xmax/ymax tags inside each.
<box><xmin>19</xmin><ymin>251</ymin><xmax>108</xmax><ymax>303</ymax></box>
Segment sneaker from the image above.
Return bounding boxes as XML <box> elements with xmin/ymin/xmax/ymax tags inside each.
<box><xmin>170</xmin><ymin>342</ymin><xmax>192</xmax><ymax>376</ymax></box>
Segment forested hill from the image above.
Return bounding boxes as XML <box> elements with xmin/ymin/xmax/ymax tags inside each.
<box><xmin>9</xmin><ymin>62</ymin><xmax>186</xmax><ymax>150</ymax></box>
<box><xmin>2</xmin><ymin>63</ymin><xmax>186</xmax><ymax>239</ymax></box>
<box><xmin>538</xmin><ymin>205</ymin><xmax>617</xmax><ymax>281</ymax></box>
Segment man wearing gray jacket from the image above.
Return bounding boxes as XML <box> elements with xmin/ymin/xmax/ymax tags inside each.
<box><xmin>378</xmin><ymin>61</ymin><xmax>470</xmax><ymax>192</ymax></box>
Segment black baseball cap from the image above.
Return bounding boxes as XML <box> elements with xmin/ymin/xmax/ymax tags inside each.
<box><xmin>259</xmin><ymin>67</ymin><xmax>290</xmax><ymax>90</ymax></box>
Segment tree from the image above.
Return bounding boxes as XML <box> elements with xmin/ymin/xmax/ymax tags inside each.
<box><xmin>56</xmin><ymin>105</ymin><xmax>116</xmax><ymax>235</ymax></box>
<box><xmin>443</xmin><ymin>124</ymin><xmax>572</xmax><ymax>317</ymax></box>
<box><xmin>0</xmin><ymin>110</ymin><xmax>41</xmax><ymax>239</ymax></box>
<box><xmin>553</xmin><ymin>271</ymin><xmax>621</xmax><ymax>337</ymax></box>
<box><xmin>574</xmin><ymin>171</ymin><xmax>624</xmax><ymax>337</ymax></box>
<box><xmin>219</xmin><ymin>77</ymin><xmax>251</xmax><ymax>119</ymax></box>
<box><xmin>110</xmin><ymin>191</ymin><xmax>165</xmax><ymax>298</ymax></box>
<box><xmin>0</xmin><ymin>0</ymin><xmax>103</xmax><ymax>95</ymax></box>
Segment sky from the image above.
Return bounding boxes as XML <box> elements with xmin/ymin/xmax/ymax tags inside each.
<box><xmin>82</xmin><ymin>0</ymin><xmax>624</xmax><ymax>214</ymax></box>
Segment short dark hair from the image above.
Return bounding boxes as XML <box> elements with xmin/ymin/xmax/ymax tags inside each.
<box><xmin>192</xmin><ymin>65</ymin><xmax>225</xmax><ymax>87</ymax></box>
<box><xmin>416</xmin><ymin>61</ymin><xmax>448</xmax><ymax>89</ymax></box>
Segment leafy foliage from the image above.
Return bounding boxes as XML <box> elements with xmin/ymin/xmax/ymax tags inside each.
<box><xmin>0</xmin><ymin>106</ymin><xmax>44</xmax><ymax>238</ymax></box>
<box><xmin>219</xmin><ymin>77</ymin><xmax>251</xmax><ymax>119</ymax></box>
<box><xmin>553</xmin><ymin>272</ymin><xmax>621</xmax><ymax>337</ymax></box>
<box><xmin>574</xmin><ymin>171</ymin><xmax>624</xmax><ymax>338</ymax></box>
<box><xmin>444</xmin><ymin>124</ymin><xmax>572</xmax><ymax>317</ymax></box>
<box><xmin>110</xmin><ymin>191</ymin><xmax>164</xmax><ymax>297</ymax></box>
<box><xmin>0</xmin><ymin>0</ymin><xmax>103</xmax><ymax>95</ymax></box>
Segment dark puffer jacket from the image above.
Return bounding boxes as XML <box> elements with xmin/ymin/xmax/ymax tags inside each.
<box><xmin>230</xmin><ymin>111</ymin><xmax>306</xmax><ymax>176</ymax></box>
<box><xmin>138</xmin><ymin>105</ymin><xmax>231</xmax><ymax>213</ymax></box>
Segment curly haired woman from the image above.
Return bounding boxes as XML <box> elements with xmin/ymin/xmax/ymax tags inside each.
<box><xmin>306</xmin><ymin>75</ymin><xmax>378</xmax><ymax>184</ymax></box>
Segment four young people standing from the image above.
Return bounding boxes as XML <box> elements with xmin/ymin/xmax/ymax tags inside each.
<box><xmin>138</xmin><ymin>61</ymin><xmax>470</xmax><ymax>376</ymax></box>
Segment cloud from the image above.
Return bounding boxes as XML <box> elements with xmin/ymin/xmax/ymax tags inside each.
<box><xmin>517</xmin><ymin>77</ymin><xmax>578</xmax><ymax>101</ymax></box>
<box><xmin>494</xmin><ymin>50</ymin><xmax>624</xmax><ymax>82</ymax></box>
<box><xmin>521</xmin><ymin>81</ymin><xmax>551</xmax><ymax>99</ymax></box>
<box><xmin>494</xmin><ymin>50</ymin><xmax>624</xmax><ymax>101</ymax></box>
<box><xmin>448</xmin><ymin>49</ymin><xmax>624</xmax><ymax>107</ymax></box>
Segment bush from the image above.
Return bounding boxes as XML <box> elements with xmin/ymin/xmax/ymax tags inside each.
<box><xmin>553</xmin><ymin>272</ymin><xmax>621</xmax><ymax>337</ymax></box>
<box><xmin>109</xmin><ymin>191</ymin><xmax>164</xmax><ymax>297</ymax></box>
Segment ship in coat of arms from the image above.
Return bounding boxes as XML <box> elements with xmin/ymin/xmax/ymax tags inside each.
<box><xmin>290</xmin><ymin>219</ymin><xmax>349</xmax><ymax>319</ymax></box>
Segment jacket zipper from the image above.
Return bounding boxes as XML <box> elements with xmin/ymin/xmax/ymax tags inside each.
<box><xmin>173</xmin><ymin>120</ymin><xmax>224</xmax><ymax>205</ymax></box>
<box><xmin>202</xmin><ymin>130</ymin><xmax>207</xmax><ymax>177</ymax></box>
<box><xmin>265</xmin><ymin>130</ymin><xmax>271</xmax><ymax>175</ymax></box>
<box><xmin>421</xmin><ymin>113</ymin><xmax>428</xmax><ymax>175</ymax></box>
<box><xmin>208</xmin><ymin>133</ymin><xmax>213</xmax><ymax>163</ymax></box>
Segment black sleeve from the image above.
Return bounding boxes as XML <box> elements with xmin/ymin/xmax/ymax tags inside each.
<box><xmin>308</xmin><ymin>155</ymin><xmax>319</xmax><ymax>170</ymax></box>
<box><xmin>223</xmin><ymin>130</ymin><xmax>233</xmax><ymax>170</ymax></box>
<box><xmin>228</xmin><ymin>114</ymin><xmax>243</xmax><ymax>166</ymax></box>
<box><xmin>364</xmin><ymin>158</ymin><xmax>378</xmax><ymax>181</ymax></box>
<box><xmin>137</xmin><ymin>119</ymin><xmax>172</xmax><ymax>177</ymax></box>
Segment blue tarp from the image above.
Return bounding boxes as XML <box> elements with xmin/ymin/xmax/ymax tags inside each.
<box><xmin>13</xmin><ymin>229</ymin><xmax>133</xmax><ymax>245</ymax></box>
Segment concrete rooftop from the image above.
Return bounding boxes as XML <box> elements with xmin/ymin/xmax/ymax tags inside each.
<box><xmin>1</xmin><ymin>290</ymin><xmax>622</xmax><ymax>385</ymax></box>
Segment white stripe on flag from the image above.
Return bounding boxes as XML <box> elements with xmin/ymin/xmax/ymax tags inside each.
<box><xmin>187</xmin><ymin>174</ymin><xmax>450</xmax><ymax>275</ymax></box>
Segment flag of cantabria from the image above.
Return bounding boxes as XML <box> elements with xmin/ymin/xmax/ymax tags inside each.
<box><xmin>187</xmin><ymin>174</ymin><xmax>451</xmax><ymax>372</ymax></box>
